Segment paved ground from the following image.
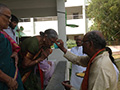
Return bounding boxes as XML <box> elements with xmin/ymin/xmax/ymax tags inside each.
<box><xmin>109</xmin><ymin>45</ymin><xmax>120</xmax><ymax>55</ymax></box>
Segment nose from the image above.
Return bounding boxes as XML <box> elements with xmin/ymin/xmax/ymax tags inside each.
<box><xmin>9</xmin><ymin>19</ymin><xmax>11</xmax><ymax>22</ymax></box>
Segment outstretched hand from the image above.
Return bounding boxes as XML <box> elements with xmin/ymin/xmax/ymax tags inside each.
<box><xmin>62</xmin><ymin>81</ymin><xmax>72</xmax><ymax>90</ymax></box>
<box><xmin>55</xmin><ymin>39</ymin><xmax>67</xmax><ymax>54</ymax></box>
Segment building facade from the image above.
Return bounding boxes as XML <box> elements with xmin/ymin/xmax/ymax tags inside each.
<box><xmin>18</xmin><ymin>0</ymin><xmax>92</xmax><ymax>40</ymax></box>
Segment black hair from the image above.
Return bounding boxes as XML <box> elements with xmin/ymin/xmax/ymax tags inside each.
<box><xmin>40</xmin><ymin>29</ymin><xmax>58</xmax><ymax>39</ymax></box>
<box><xmin>11</xmin><ymin>14</ymin><xmax>19</xmax><ymax>23</ymax></box>
<box><xmin>106</xmin><ymin>47</ymin><xmax>118</xmax><ymax>68</ymax></box>
<box><xmin>87</xmin><ymin>31</ymin><xmax>106</xmax><ymax>49</ymax></box>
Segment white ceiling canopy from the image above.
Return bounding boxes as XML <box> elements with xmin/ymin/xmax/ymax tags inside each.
<box><xmin>0</xmin><ymin>0</ymin><xmax>57</xmax><ymax>18</ymax></box>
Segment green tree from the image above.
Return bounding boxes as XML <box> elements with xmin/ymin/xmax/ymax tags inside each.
<box><xmin>87</xmin><ymin>0</ymin><xmax>120</xmax><ymax>43</ymax></box>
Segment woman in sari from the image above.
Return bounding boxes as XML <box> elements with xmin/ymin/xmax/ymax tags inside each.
<box><xmin>0</xmin><ymin>33</ymin><xmax>24</xmax><ymax>90</ymax></box>
<box><xmin>18</xmin><ymin>29</ymin><xmax>58</xmax><ymax>90</ymax></box>
<box><xmin>0</xmin><ymin>3</ymin><xmax>24</xmax><ymax>90</ymax></box>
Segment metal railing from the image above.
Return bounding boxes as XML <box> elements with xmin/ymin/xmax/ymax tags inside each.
<box><xmin>19</xmin><ymin>14</ymin><xmax>83</xmax><ymax>22</ymax></box>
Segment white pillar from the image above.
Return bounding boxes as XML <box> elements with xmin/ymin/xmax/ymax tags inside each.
<box><xmin>56</xmin><ymin>0</ymin><xmax>69</xmax><ymax>80</ymax></box>
<box><xmin>30</xmin><ymin>18</ymin><xmax>35</xmax><ymax>35</ymax></box>
<box><xmin>83</xmin><ymin>0</ymin><xmax>87</xmax><ymax>34</ymax></box>
<box><xmin>57</xmin><ymin>0</ymin><xmax>67</xmax><ymax>48</ymax></box>
<box><xmin>49</xmin><ymin>0</ymin><xmax>67</xmax><ymax>62</ymax></box>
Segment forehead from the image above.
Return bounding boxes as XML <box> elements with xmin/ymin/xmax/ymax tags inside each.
<box><xmin>49</xmin><ymin>37</ymin><xmax>57</xmax><ymax>41</ymax></box>
<box><xmin>0</xmin><ymin>7</ymin><xmax>11</xmax><ymax>15</ymax></box>
<box><xmin>75</xmin><ymin>36</ymin><xmax>82</xmax><ymax>40</ymax></box>
<box><xmin>83</xmin><ymin>33</ymin><xmax>89</xmax><ymax>41</ymax></box>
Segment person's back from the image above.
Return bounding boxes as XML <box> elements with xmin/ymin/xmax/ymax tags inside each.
<box><xmin>20</xmin><ymin>37</ymin><xmax>39</xmax><ymax>54</ymax></box>
<box><xmin>18</xmin><ymin>36</ymin><xmax>40</xmax><ymax>76</ymax></box>
<box><xmin>89</xmin><ymin>51</ymin><xmax>117</xmax><ymax>90</ymax></box>
<box><xmin>105</xmin><ymin>47</ymin><xmax>119</xmax><ymax>82</ymax></box>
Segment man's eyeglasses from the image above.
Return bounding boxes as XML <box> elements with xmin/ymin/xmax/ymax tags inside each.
<box><xmin>81</xmin><ymin>40</ymin><xmax>90</xmax><ymax>44</ymax></box>
<box><xmin>0</xmin><ymin>13</ymin><xmax>11</xmax><ymax>21</ymax></box>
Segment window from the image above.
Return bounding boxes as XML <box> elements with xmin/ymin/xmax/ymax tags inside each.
<box><xmin>73</xmin><ymin>13</ymin><xmax>79</xmax><ymax>19</ymax></box>
<box><xmin>19</xmin><ymin>18</ymin><xmax>30</xmax><ymax>22</ymax></box>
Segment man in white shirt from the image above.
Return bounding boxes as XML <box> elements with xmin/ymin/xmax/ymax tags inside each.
<box><xmin>70</xmin><ymin>35</ymin><xmax>86</xmax><ymax>90</ymax></box>
<box><xmin>3</xmin><ymin>14</ymin><xmax>19</xmax><ymax>43</ymax></box>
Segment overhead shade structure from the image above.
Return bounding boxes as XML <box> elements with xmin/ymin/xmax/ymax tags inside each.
<box><xmin>0</xmin><ymin>0</ymin><xmax>57</xmax><ymax>18</ymax></box>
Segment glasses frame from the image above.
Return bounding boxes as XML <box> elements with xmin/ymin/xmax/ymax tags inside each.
<box><xmin>0</xmin><ymin>13</ymin><xmax>11</xmax><ymax>21</ymax></box>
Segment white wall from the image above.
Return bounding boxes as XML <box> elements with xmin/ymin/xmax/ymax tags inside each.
<box><xmin>66</xmin><ymin>19</ymin><xmax>86</xmax><ymax>35</ymax></box>
<box><xmin>34</xmin><ymin>21</ymin><xmax>58</xmax><ymax>35</ymax></box>
<box><xmin>18</xmin><ymin>18</ymin><xmax>89</xmax><ymax>36</ymax></box>
<box><xmin>65</xmin><ymin>0</ymin><xmax>84</xmax><ymax>7</ymax></box>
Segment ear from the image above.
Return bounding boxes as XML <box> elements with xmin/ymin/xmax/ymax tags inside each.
<box><xmin>89</xmin><ymin>41</ymin><xmax>94</xmax><ymax>49</ymax></box>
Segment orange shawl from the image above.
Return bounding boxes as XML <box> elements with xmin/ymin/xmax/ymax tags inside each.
<box><xmin>81</xmin><ymin>48</ymin><xmax>105</xmax><ymax>90</ymax></box>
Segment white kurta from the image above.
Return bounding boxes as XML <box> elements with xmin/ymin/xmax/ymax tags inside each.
<box><xmin>3</xmin><ymin>26</ymin><xmax>17</xmax><ymax>43</ymax></box>
<box><xmin>70</xmin><ymin>46</ymin><xmax>86</xmax><ymax>90</ymax></box>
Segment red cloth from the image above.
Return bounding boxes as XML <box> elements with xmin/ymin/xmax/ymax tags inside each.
<box><xmin>1</xmin><ymin>31</ymin><xmax>20</xmax><ymax>52</ymax></box>
<box><xmin>38</xmin><ymin>63</ymin><xmax>44</xmax><ymax>90</ymax></box>
<box><xmin>81</xmin><ymin>48</ymin><xmax>105</xmax><ymax>90</ymax></box>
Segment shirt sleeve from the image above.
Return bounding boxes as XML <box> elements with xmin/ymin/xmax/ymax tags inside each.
<box><xmin>64</xmin><ymin>51</ymin><xmax>90</xmax><ymax>67</ymax></box>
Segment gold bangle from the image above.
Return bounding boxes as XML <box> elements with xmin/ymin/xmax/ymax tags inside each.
<box><xmin>35</xmin><ymin>60</ymin><xmax>39</xmax><ymax>64</ymax></box>
<box><xmin>26</xmin><ymin>52</ymin><xmax>34</xmax><ymax>59</ymax></box>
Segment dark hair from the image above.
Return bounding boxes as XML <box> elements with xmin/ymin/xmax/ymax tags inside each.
<box><xmin>87</xmin><ymin>31</ymin><xmax>106</xmax><ymax>49</ymax></box>
<box><xmin>106</xmin><ymin>47</ymin><xmax>118</xmax><ymax>68</ymax></box>
<box><xmin>11</xmin><ymin>14</ymin><xmax>19</xmax><ymax>23</ymax></box>
<box><xmin>40</xmin><ymin>29</ymin><xmax>58</xmax><ymax>39</ymax></box>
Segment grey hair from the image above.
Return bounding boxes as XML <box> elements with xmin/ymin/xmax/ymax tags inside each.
<box><xmin>40</xmin><ymin>29</ymin><xmax>58</xmax><ymax>39</ymax></box>
<box><xmin>0</xmin><ymin>3</ymin><xmax>9</xmax><ymax>13</ymax></box>
<box><xmin>87</xmin><ymin>31</ymin><xmax>106</xmax><ymax>49</ymax></box>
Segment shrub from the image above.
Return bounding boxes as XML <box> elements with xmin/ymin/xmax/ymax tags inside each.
<box><xmin>67</xmin><ymin>39</ymin><xmax>76</xmax><ymax>49</ymax></box>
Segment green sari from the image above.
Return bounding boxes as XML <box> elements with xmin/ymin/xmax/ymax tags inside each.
<box><xmin>0</xmin><ymin>33</ymin><xmax>24</xmax><ymax>90</ymax></box>
<box><xmin>19</xmin><ymin>37</ymin><xmax>42</xmax><ymax>90</ymax></box>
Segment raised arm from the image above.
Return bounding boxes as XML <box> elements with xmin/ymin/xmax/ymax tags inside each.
<box><xmin>22</xmin><ymin>48</ymin><xmax>51</xmax><ymax>68</ymax></box>
<box><xmin>55</xmin><ymin>39</ymin><xmax>90</xmax><ymax>67</ymax></box>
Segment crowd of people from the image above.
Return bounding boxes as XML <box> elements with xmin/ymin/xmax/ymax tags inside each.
<box><xmin>0</xmin><ymin>3</ymin><xmax>58</xmax><ymax>90</ymax></box>
<box><xmin>0</xmin><ymin>3</ymin><xmax>119</xmax><ymax>90</ymax></box>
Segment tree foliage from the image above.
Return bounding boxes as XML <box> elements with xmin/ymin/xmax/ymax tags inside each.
<box><xmin>87</xmin><ymin>0</ymin><xmax>120</xmax><ymax>42</ymax></box>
